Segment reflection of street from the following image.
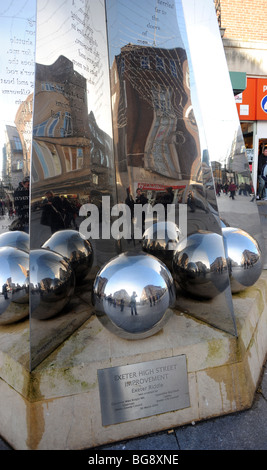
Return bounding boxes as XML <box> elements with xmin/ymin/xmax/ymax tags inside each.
<box><xmin>217</xmin><ymin>194</ymin><xmax>265</xmax><ymax>261</ymax></box>
<box><xmin>103</xmin><ymin>294</ymin><xmax>169</xmax><ymax>334</ymax></box>
<box><xmin>0</xmin><ymin>291</ymin><xmax>11</xmax><ymax>314</ymax></box>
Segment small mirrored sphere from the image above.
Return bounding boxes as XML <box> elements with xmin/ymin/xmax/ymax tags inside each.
<box><xmin>142</xmin><ymin>221</ymin><xmax>181</xmax><ymax>270</ymax></box>
<box><xmin>30</xmin><ymin>249</ymin><xmax>75</xmax><ymax>320</ymax></box>
<box><xmin>222</xmin><ymin>227</ymin><xmax>263</xmax><ymax>293</ymax></box>
<box><xmin>0</xmin><ymin>246</ymin><xmax>29</xmax><ymax>325</ymax></box>
<box><xmin>42</xmin><ymin>229</ymin><xmax>93</xmax><ymax>280</ymax></box>
<box><xmin>172</xmin><ymin>230</ymin><xmax>229</xmax><ymax>299</ymax></box>
<box><xmin>92</xmin><ymin>252</ymin><xmax>175</xmax><ymax>339</ymax></box>
<box><xmin>0</xmin><ymin>230</ymin><xmax>29</xmax><ymax>252</ymax></box>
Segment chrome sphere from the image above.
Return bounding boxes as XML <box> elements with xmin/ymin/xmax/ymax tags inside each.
<box><xmin>30</xmin><ymin>249</ymin><xmax>75</xmax><ymax>320</ymax></box>
<box><xmin>0</xmin><ymin>230</ymin><xmax>29</xmax><ymax>252</ymax></box>
<box><xmin>172</xmin><ymin>230</ymin><xmax>229</xmax><ymax>299</ymax></box>
<box><xmin>92</xmin><ymin>252</ymin><xmax>175</xmax><ymax>339</ymax></box>
<box><xmin>0</xmin><ymin>246</ymin><xmax>29</xmax><ymax>325</ymax></box>
<box><xmin>222</xmin><ymin>227</ymin><xmax>263</xmax><ymax>293</ymax></box>
<box><xmin>142</xmin><ymin>221</ymin><xmax>180</xmax><ymax>270</ymax></box>
<box><xmin>42</xmin><ymin>229</ymin><xmax>93</xmax><ymax>280</ymax></box>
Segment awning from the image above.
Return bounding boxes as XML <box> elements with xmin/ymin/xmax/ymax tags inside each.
<box><xmin>229</xmin><ymin>71</ymin><xmax>247</xmax><ymax>95</ymax></box>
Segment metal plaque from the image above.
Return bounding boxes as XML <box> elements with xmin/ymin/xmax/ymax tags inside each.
<box><xmin>97</xmin><ymin>355</ymin><xmax>190</xmax><ymax>426</ymax></box>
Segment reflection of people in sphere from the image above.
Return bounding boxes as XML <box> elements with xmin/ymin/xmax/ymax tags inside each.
<box><xmin>2</xmin><ymin>283</ymin><xmax>8</xmax><ymax>300</ymax></box>
<box><xmin>130</xmin><ymin>291</ymin><xmax>138</xmax><ymax>315</ymax></box>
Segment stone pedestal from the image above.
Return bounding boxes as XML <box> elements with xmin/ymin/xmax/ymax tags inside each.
<box><xmin>0</xmin><ymin>272</ymin><xmax>267</xmax><ymax>450</ymax></box>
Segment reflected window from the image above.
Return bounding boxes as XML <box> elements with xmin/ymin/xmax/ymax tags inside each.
<box><xmin>120</xmin><ymin>57</ymin><xmax>125</xmax><ymax>76</ymax></box>
<box><xmin>156</xmin><ymin>56</ymin><xmax>165</xmax><ymax>72</ymax></box>
<box><xmin>33</xmin><ymin>112</ymin><xmax>61</xmax><ymax>138</ymax></box>
<box><xmin>61</xmin><ymin>112</ymin><xmax>72</xmax><ymax>137</ymax></box>
<box><xmin>92</xmin><ymin>173</ymin><xmax>98</xmax><ymax>184</ymax></box>
<box><xmin>13</xmin><ymin>136</ymin><xmax>23</xmax><ymax>150</ymax></box>
<box><xmin>33</xmin><ymin>119</ymin><xmax>49</xmax><ymax>137</ymax></box>
<box><xmin>32</xmin><ymin>159</ymin><xmax>39</xmax><ymax>182</ymax></box>
<box><xmin>12</xmin><ymin>160</ymin><xmax>23</xmax><ymax>171</ymax></box>
<box><xmin>169</xmin><ymin>59</ymin><xmax>177</xmax><ymax>78</ymax></box>
<box><xmin>63</xmin><ymin>147</ymin><xmax>84</xmax><ymax>171</ymax></box>
<box><xmin>77</xmin><ymin>148</ymin><xmax>83</xmax><ymax>169</ymax></box>
<box><xmin>41</xmin><ymin>82</ymin><xmax>64</xmax><ymax>93</ymax></box>
<box><xmin>140</xmin><ymin>56</ymin><xmax>150</xmax><ymax>69</ymax></box>
<box><xmin>33</xmin><ymin>141</ymin><xmax>61</xmax><ymax>178</ymax></box>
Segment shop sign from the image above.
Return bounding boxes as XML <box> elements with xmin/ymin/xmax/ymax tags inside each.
<box><xmin>236</xmin><ymin>78</ymin><xmax>267</xmax><ymax>121</ymax></box>
<box><xmin>97</xmin><ymin>355</ymin><xmax>190</xmax><ymax>425</ymax></box>
<box><xmin>257</xmin><ymin>79</ymin><xmax>267</xmax><ymax>120</ymax></box>
<box><xmin>137</xmin><ymin>182</ymin><xmax>185</xmax><ymax>191</ymax></box>
<box><xmin>261</xmin><ymin>95</ymin><xmax>267</xmax><ymax>114</ymax></box>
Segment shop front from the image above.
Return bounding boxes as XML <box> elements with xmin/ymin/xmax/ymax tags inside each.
<box><xmin>235</xmin><ymin>77</ymin><xmax>267</xmax><ymax>196</ymax></box>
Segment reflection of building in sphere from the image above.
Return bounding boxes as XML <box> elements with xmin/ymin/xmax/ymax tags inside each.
<box><xmin>93</xmin><ymin>252</ymin><xmax>175</xmax><ymax>339</ymax></box>
<box><xmin>222</xmin><ymin>227</ymin><xmax>263</xmax><ymax>293</ymax></box>
<box><xmin>173</xmin><ymin>231</ymin><xmax>229</xmax><ymax>299</ymax></box>
<box><xmin>42</xmin><ymin>229</ymin><xmax>93</xmax><ymax>280</ymax></box>
<box><xmin>0</xmin><ymin>246</ymin><xmax>29</xmax><ymax>325</ymax></box>
<box><xmin>30</xmin><ymin>249</ymin><xmax>75</xmax><ymax>320</ymax></box>
<box><xmin>142</xmin><ymin>221</ymin><xmax>180</xmax><ymax>270</ymax></box>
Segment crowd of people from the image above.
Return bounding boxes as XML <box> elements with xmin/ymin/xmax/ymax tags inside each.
<box><xmin>40</xmin><ymin>191</ymin><xmax>80</xmax><ymax>233</ymax></box>
<box><xmin>215</xmin><ymin>180</ymin><xmax>254</xmax><ymax>200</ymax></box>
<box><xmin>3</xmin><ymin>157</ymin><xmax>267</xmax><ymax>238</ymax></box>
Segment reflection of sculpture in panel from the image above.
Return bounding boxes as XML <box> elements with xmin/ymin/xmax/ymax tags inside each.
<box><xmin>111</xmin><ymin>44</ymin><xmax>202</xmax><ymax>193</ymax></box>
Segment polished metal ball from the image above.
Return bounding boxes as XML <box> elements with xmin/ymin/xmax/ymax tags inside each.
<box><xmin>30</xmin><ymin>249</ymin><xmax>75</xmax><ymax>320</ymax></box>
<box><xmin>222</xmin><ymin>227</ymin><xmax>263</xmax><ymax>293</ymax></box>
<box><xmin>0</xmin><ymin>246</ymin><xmax>29</xmax><ymax>325</ymax></box>
<box><xmin>142</xmin><ymin>221</ymin><xmax>180</xmax><ymax>270</ymax></box>
<box><xmin>92</xmin><ymin>252</ymin><xmax>175</xmax><ymax>339</ymax></box>
<box><xmin>0</xmin><ymin>230</ymin><xmax>29</xmax><ymax>252</ymax></box>
<box><xmin>42</xmin><ymin>229</ymin><xmax>93</xmax><ymax>280</ymax></box>
<box><xmin>172</xmin><ymin>230</ymin><xmax>229</xmax><ymax>299</ymax></box>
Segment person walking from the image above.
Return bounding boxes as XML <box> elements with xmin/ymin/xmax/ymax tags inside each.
<box><xmin>228</xmin><ymin>181</ymin><xmax>237</xmax><ymax>200</ymax></box>
<box><xmin>257</xmin><ymin>146</ymin><xmax>267</xmax><ymax>199</ymax></box>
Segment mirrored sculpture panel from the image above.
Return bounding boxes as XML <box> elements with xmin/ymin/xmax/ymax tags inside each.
<box><xmin>105</xmin><ymin>0</ymin><xmax>238</xmax><ymax>335</ymax></box>
<box><xmin>30</xmin><ymin>0</ymin><xmax>118</xmax><ymax>368</ymax></box>
<box><xmin>0</xmin><ymin>0</ymin><xmax>36</xmax><ymax>368</ymax></box>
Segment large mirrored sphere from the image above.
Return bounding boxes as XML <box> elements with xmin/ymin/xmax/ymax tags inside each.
<box><xmin>172</xmin><ymin>230</ymin><xmax>229</xmax><ymax>299</ymax></box>
<box><xmin>222</xmin><ymin>227</ymin><xmax>263</xmax><ymax>293</ymax></box>
<box><xmin>142</xmin><ymin>221</ymin><xmax>181</xmax><ymax>270</ymax></box>
<box><xmin>42</xmin><ymin>229</ymin><xmax>93</xmax><ymax>280</ymax></box>
<box><xmin>92</xmin><ymin>252</ymin><xmax>175</xmax><ymax>339</ymax></box>
<box><xmin>0</xmin><ymin>230</ymin><xmax>29</xmax><ymax>252</ymax></box>
<box><xmin>30</xmin><ymin>249</ymin><xmax>75</xmax><ymax>320</ymax></box>
<box><xmin>0</xmin><ymin>246</ymin><xmax>29</xmax><ymax>325</ymax></box>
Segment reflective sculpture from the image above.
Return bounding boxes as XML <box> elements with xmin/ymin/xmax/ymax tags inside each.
<box><xmin>172</xmin><ymin>231</ymin><xmax>229</xmax><ymax>299</ymax></box>
<box><xmin>42</xmin><ymin>230</ymin><xmax>93</xmax><ymax>280</ymax></box>
<box><xmin>30</xmin><ymin>249</ymin><xmax>75</xmax><ymax>320</ymax></box>
<box><xmin>142</xmin><ymin>222</ymin><xmax>181</xmax><ymax>270</ymax></box>
<box><xmin>93</xmin><ymin>252</ymin><xmax>175</xmax><ymax>339</ymax></box>
<box><xmin>222</xmin><ymin>227</ymin><xmax>263</xmax><ymax>293</ymax></box>
<box><xmin>0</xmin><ymin>231</ymin><xmax>29</xmax><ymax>253</ymax></box>
<box><xmin>0</xmin><ymin>246</ymin><xmax>29</xmax><ymax>325</ymax></box>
